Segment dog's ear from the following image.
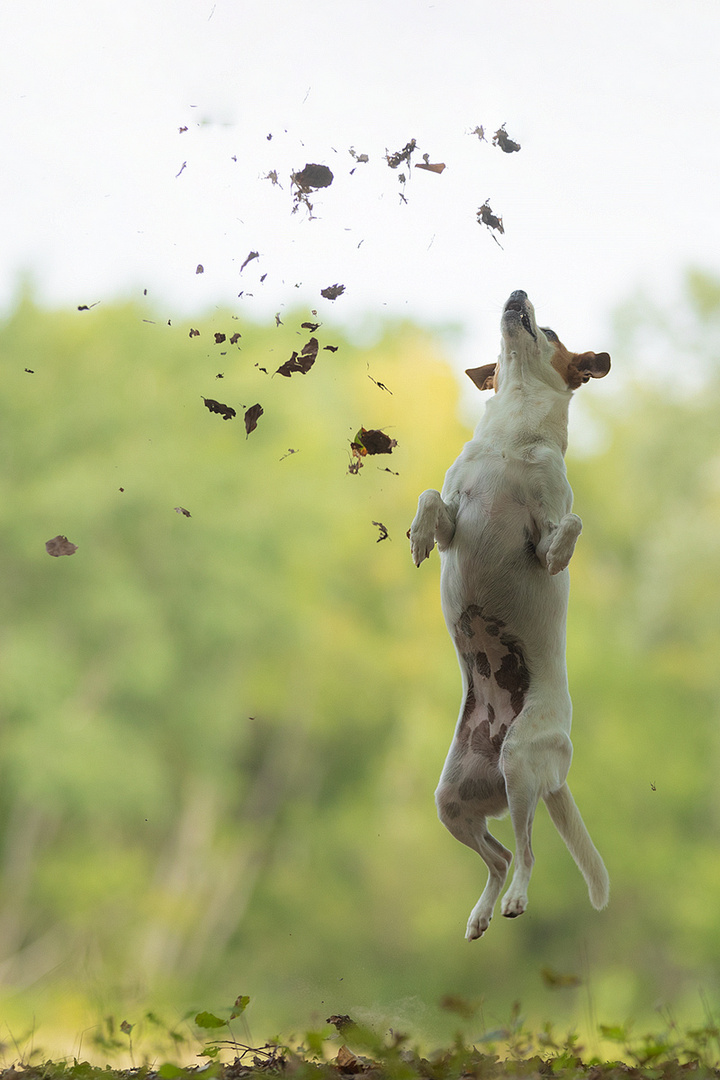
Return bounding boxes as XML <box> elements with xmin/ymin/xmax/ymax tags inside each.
<box><xmin>569</xmin><ymin>351</ymin><xmax>611</xmax><ymax>387</ymax></box>
<box><xmin>466</xmin><ymin>363</ymin><xmax>497</xmax><ymax>391</ymax></box>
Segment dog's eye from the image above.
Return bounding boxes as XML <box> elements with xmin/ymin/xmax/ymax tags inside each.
<box><xmin>541</xmin><ymin>327</ymin><xmax>558</xmax><ymax>342</ymax></box>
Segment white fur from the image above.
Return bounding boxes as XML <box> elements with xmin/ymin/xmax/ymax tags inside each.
<box><xmin>409</xmin><ymin>291</ymin><xmax>609</xmax><ymax>940</ymax></box>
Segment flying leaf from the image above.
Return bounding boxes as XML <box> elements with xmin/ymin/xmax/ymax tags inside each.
<box><xmin>292</xmin><ymin>163</ymin><xmax>334</xmax><ymax>190</ymax></box>
<box><xmin>320</xmin><ymin>284</ymin><xmax>345</xmax><ymax>300</ymax></box>
<box><xmin>239</xmin><ymin>250</ymin><xmax>259</xmax><ymax>272</ymax></box>
<box><xmin>276</xmin><ymin>337</ymin><xmax>319</xmax><ymax>376</ymax></box>
<box><xmin>195</xmin><ymin>263</ymin><xmax>204</xmax><ymax>274</ymax></box>
<box><xmin>352</xmin><ymin>427</ymin><xmax>397</xmax><ymax>455</ymax></box>
<box><xmin>415</xmin><ymin>156</ymin><xmax>446</xmax><ymax>174</ymax></box>
<box><xmin>174</xmin><ymin>507</ymin><xmax>191</xmax><ymax>518</ymax></box>
<box><xmin>214</xmin><ymin>333</ymin><xmax>226</xmax><ymax>344</ymax></box>
<box><xmin>203</xmin><ymin>397</ymin><xmax>236</xmax><ymax>420</ymax></box>
<box><xmin>372</xmin><ymin>521</ymin><xmax>390</xmax><ymax>543</ymax></box>
<box><xmin>244</xmin><ymin>403</ymin><xmax>264</xmax><ymax>436</ymax></box>
<box><xmin>493</xmin><ymin>124</ymin><xmax>521</xmax><ymax>153</ymax></box>
<box><xmin>45</xmin><ymin>535</ymin><xmax>78</xmax><ymax>557</ymax></box>
<box><xmin>477</xmin><ymin>199</ymin><xmax>504</xmax><ymax>234</ymax></box>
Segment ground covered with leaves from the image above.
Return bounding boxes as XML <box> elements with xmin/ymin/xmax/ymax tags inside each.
<box><xmin>4</xmin><ymin>1007</ymin><xmax>720</xmax><ymax>1080</ymax></box>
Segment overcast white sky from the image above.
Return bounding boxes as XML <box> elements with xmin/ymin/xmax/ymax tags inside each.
<box><xmin>2</xmin><ymin>0</ymin><xmax>720</xmax><ymax>374</ymax></box>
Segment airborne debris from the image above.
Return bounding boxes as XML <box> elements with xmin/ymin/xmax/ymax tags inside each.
<box><xmin>469</xmin><ymin>125</ymin><xmax>487</xmax><ymax>142</ymax></box>
<box><xmin>214</xmin><ymin>333</ymin><xmax>226</xmax><ymax>344</ymax></box>
<box><xmin>45</xmin><ymin>535</ymin><xmax>78</xmax><ymax>557</ymax></box>
<box><xmin>372</xmin><ymin>521</ymin><xmax>390</xmax><ymax>543</ymax></box>
<box><xmin>77</xmin><ymin>302</ymin><xmax>100</xmax><ymax>311</ymax></box>
<box><xmin>349</xmin><ymin>427</ymin><xmax>397</xmax><ymax>472</ymax></box>
<box><xmin>275</xmin><ymin>337</ymin><xmax>319</xmax><ymax>377</ymax></box>
<box><xmin>301</xmin><ymin>321</ymin><xmax>321</xmax><ymax>332</ymax></box>
<box><xmin>321</xmin><ymin>284</ymin><xmax>345</xmax><ymax>300</ymax></box>
<box><xmin>203</xmin><ymin>397</ymin><xmax>236</xmax><ymax>420</ymax></box>
<box><xmin>189</xmin><ymin>328</ymin><xmax>200</xmax><ymax>337</ymax></box>
<box><xmin>229</xmin><ymin>332</ymin><xmax>241</xmax><ymax>345</ymax></box>
<box><xmin>240</xmin><ymin>250</ymin><xmax>260</xmax><ymax>272</ymax></box>
<box><xmin>385</xmin><ymin>139</ymin><xmax>417</xmax><ymax>170</ymax></box>
<box><xmin>324</xmin><ymin>344</ymin><xmax>339</xmax><ymax>353</ymax></box>
<box><xmin>196</xmin><ymin>264</ymin><xmax>204</xmax><ymax>274</ymax></box>
<box><xmin>415</xmin><ymin>155</ymin><xmax>446</xmax><ymax>174</ymax></box>
<box><xmin>291</xmin><ymin>163</ymin><xmax>334</xmax><ymax>215</ymax></box>
<box><xmin>368</xmin><ymin>375</ymin><xmax>392</xmax><ymax>394</ymax></box>
<box><xmin>493</xmin><ymin>124</ymin><xmax>521</xmax><ymax>153</ymax></box>
<box><xmin>176</xmin><ymin>161</ymin><xmax>187</xmax><ymax>178</ymax></box>
<box><xmin>263</xmin><ymin>170</ymin><xmax>282</xmax><ymax>187</ymax></box>
<box><xmin>477</xmin><ymin>199</ymin><xmax>505</xmax><ymax>246</ymax></box>
<box><xmin>244</xmin><ymin>403</ymin><xmax>263</xmax><ymax>436</ymax></box>
<box><xmin>174</xmin><ymin>507</ymin><xmax>191</xmax><ymax>518</ymax></box>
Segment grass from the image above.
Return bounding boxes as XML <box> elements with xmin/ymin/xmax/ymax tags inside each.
<box><xmin>2</xmin><ymin>997</ymin><xmax>719</xmax><ymax>1080</ymax></box>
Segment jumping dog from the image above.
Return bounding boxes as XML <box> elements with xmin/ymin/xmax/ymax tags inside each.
<box><xmin>409</xmin><ymin>290</ymin><xmax>610</xmax><ymax>939</ymax></box>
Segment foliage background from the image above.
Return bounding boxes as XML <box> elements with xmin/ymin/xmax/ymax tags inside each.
<box><xmin>1</xmin><ymin>271</ymin><xmax>720</xmax><ymax>1055</ymax></box>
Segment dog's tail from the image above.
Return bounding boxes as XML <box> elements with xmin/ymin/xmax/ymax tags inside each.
<box><xmin>544</xmin><ymin>783</ymin><xmax>610</xmax><ymax>910</ymax></box>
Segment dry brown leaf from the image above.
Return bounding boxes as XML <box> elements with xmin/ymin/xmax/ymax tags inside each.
<box><xmin>45</xmin><ymin>535</ymin><xmax>78</xmax><ymax>557</ymax></box>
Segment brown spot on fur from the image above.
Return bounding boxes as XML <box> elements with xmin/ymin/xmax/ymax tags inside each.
<box><xmin>459</xmin><ymin>775</ymin><xmax>502</xmax><ymax>802</ymax></box>
<box><xmin>476</xmin><ymin>651</ymin><xmax>491</xmax><ymax>678</ymax></box>
<box><xmin>494</xmin><ymin>650</ymin><xmax>530</xmax><ymax>717</ymax></box>
<box><xmin>442</xmin><ymin>800</ymin><xmax>462</xmax><ymax>820</ymax></box>
<box><xmin>471</xmin><ymin>719</ymin><xmax>509</xmax><ymax>761</ymax></box>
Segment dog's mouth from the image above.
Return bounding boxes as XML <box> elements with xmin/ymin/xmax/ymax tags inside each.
<box><xmin>503</xmin><ymin>292</ymin><xmax>537</xmax><ymax>341</ymax></box>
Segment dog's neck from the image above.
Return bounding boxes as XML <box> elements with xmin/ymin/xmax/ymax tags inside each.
<box><xmin>480</xmin><ymin>361</ymin><xmax>572</xmax><ymax>457</ymax></box>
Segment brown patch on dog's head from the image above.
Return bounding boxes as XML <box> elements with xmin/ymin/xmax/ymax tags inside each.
<box><xmin>550</xmin><ymin>344</ymin><xmax>611</xmax><ymax>389</ymax></box>
<box><xmin>466</xmin><ymin>363</ymin><xmax>497</xmax><ymax>391</ymax></box>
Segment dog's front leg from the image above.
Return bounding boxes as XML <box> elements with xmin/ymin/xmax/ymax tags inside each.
<box><xmin>409</xmin><ymin>489</ymin><xmax>457</xmax><ymax>566</ymax></box>
<box><xmin>535</xmin><ymin>513</ymin><xmax>582</xmax><ymax>575</ymax></box>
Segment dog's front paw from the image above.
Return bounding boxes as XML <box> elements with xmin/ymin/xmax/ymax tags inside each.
<box><xmin>409</xmin><ymin>525</ymin><xmax>436</xmax><ymax>566</ymax></box>
<box><xmin>545</xmin><ymin>513</ymin><xmax>582</xmax><ymax>575</ymax></box>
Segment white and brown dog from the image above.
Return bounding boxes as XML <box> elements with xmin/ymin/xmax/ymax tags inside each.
<box><xmin>409</xmin><ymin>290</ymin><xmax>610</xmax><ymax>940</ymax></box>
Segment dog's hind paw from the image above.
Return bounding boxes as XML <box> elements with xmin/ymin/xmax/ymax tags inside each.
<box><xmin>501</xmin><ymin>892</ymin><xmax>527</xmax><ymax>919</ymax></box>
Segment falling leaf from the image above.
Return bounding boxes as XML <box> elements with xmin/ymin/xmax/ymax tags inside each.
<box><xmin>244</xmin><ymin>403</ymin><xmax>263</xmax><ymax>435</ymax></box>
<box><xmin>493</xmin><ymin>124</ymin><xmax>521</xmax><ymax>153</ymax></box>
<box><xmin>321</xmin><ymin>283</ymin><xmax>345</xmax><ymax>300</ymax></box>
<box><xmin>214</xmin><ymin>332</ymin><xmax>226</xmax><ymax>344</ymax></box>
<box><xmin>275</xmin><ymin>337</ymin><xmax>319</xmax><ymax>377</ymax></box>
<box><xmin>469</xmin><ymin>125</ymin><xmax>487</xmax><ymax>142</ymax></box>
<box><xmin>477</xmin><ymin>199</ymin><xmax>504</xmax><ymax>234</ymax></box>
<box><xmin>229</xmin><ymin>332</ymin><xmax>241</xmax><ymax>344</ymax></box>
<box><xmin>24</xmin><ymin>368</ymin><xmax>34</xmax><ymax>374</ymax></box>
<box><xmin>45</xmin><ymin>535</ymin><xmax>78</xmax><ymax>557</ymax></box>
<box><xmin>120</xmin><ymin>1021</ymin><xmax>134</xmax><ymax>1036</ymax></box>
<box><xmin>372</xmin><ymin>521</ymin><xmax>390</xmax><ymax>543</ymax></box>
<box><xmin>264</xmin><ymin>170</ymin><xmax>282</xmax><ymax>187</ymax></box>
<box><xmin>349</xmin><ymin>147</ymin><xmax>369</xmax><ymax>164</ymax></box>
<box><xmin>301</xmin><ymin>321</ymin><xmax>321</xmax><ymax>331</ymax></box>
<box><xmin>196</xmin><ymin>264</ymin><xmax>204</xmax><ymax>274</ymax></box>
<box><xmin>385</xmin><ymin>139</ymin><xmax>417</xmax><ymax>170</ymax></box>
<box><xmin>240</xmin><ymin>250</ymin><xmax>259</xmax><ymax>272</ymax></box>
<box><xmin>77</xmin><ymin>302</ymin><xmax>100</xmax><ymax>311</ymax></box>
<box><xmin>292</xmin><ymin>163</ymin><xmax>334</xmax><ymax>190</ymax></box>
<box><xmin>415</xmin><ymin>155</ymin><xmax>446</xmax><ymax>174</ymax></box>
<box><xmin>178</xmin><ymin>126</ymin><xmax>188</xmax><ymax>134</ymax></box>
<box><xmin>326</xmin><ymin>1015</ymin><xmax>356</xmax><ymax>1033</ymax></box>
<box><xmin>352</xmin><ymin>427</ymin><xmax>397</xmax><ymax>455</ymax></box>
<box><xmin>275</xmin><ymin>312</ymin><xmax>283</xmax><ymax>326</ymax></box>
<box><xmin>189</xmin><ymin>328</ymin><xmax>200</xmax><ymax>337</ymax></box>
<box><xmin>203</xmin><ymin>397</ymin><xmax>236</xmax><ymax>420</ymax></box>
<box><xmin>174</xmin><ymin>507</ymin><xmax>191</xmax><ymax>518</ymax></box>
<box><xmin>324</xmin><ymin>344</ymin><xmax>339</xmax><ymax>353</ymax></box>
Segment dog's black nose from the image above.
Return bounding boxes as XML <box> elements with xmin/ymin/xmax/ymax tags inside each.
<box><xmin>509</xmin><ymin>289</ymin><xmax>527</xmax><ymax>302</ymax></box>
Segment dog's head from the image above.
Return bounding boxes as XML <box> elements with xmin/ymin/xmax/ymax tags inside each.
<box><xmin>467</xmin><ymin>290</ymin><xmax>611</xmax><ymax>393</ymax></box>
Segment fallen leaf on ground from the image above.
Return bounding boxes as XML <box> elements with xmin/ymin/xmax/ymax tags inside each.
<box><xmin>45</xmin><ymin>535</ymin><xmax>78</xmax><ymax>557</ymax></box>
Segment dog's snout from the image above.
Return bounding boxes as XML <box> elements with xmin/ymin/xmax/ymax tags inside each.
<box><xmin>509</xmin><ymin>290</ymin><xmax>527</xmax><ymax>303</ymax></box>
